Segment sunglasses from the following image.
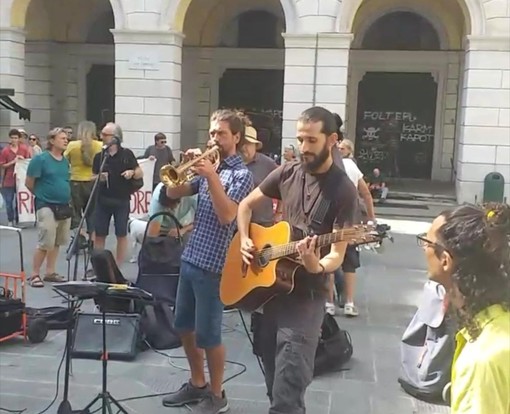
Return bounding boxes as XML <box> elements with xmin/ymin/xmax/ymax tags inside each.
<box><xmin>29</xmin><ymin>138</ymin><xmax>37</xmax><ymax>141</ymax></box>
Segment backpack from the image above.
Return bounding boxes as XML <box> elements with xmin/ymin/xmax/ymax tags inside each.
<box><xmin>398</xmin><ymin>281</ymin><xmax>456</xmax><ymax>403</ymax></box>
<box><xmin>249</xmin><ymin>312</ymin><xmax>353</xmax><ymax>377</ymax></box>
<box><xmin>139</xmin><ymin>301</ymin><xmax>181</xmax><ymax>350</ymax></box>
<box><xmin>314</xmin><ymin>313</ymin><xmax>353</xmax><ymax>376</ymax></box>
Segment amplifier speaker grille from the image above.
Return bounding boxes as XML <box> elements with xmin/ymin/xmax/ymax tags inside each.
<box><xmin>71</xmin><ymin>312</ymin><xmax>141</xmax><ymax>361</ymax></box>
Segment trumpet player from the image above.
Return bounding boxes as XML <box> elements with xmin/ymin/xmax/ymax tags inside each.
<box><xmin>162</xmin><ymin>109</ymin><xmax>253</xmax><ymax>413</ymax></box>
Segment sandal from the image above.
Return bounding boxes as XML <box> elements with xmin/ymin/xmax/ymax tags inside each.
<box><xmin>30</xmin><ymin>275</ymin><xmax>45</xmax><ymax>288</ymax></box>
<box><xmin>43</xmin><ymin>273</ymin><xmax>65</xmax><ymax>283</ymax></box>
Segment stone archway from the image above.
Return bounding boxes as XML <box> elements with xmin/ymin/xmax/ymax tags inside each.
<box><xmin>336</xmin><ymin>0</ymin><xmax>485</xmax><ymax>36</ymax></box>
<box><xmin>9</xmin><ymin>0</ymin><xmax>124</xmax><ymax>29</ymax></box>
<box><xmin>6</xmin><ymin>0</ymin><xmax>118</xmax><ymax>137</ymax></box>
<box><xmin>161</xmin><ymin>0</ymin><xmax>298</xmax><ymax>33</ymax></box>
<box><xmin>345</xmin><ymin>0</ymin><xmax>472</xmax><ymax>184</ymax></box>
<box><xmin>176</xmin><ymin>0</ymin><xmax>287</xmax><ymax>154</ymax></box>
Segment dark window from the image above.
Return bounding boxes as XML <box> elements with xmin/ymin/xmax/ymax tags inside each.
<box><xmin>238</xmin><ymin>11</ymin><xmax>278</xmax><ymax>48</ymax></box>
<box><xmin>361</xmin><ymin>12</ymin><xmax>440</xmax><ymax>51</ymax></box>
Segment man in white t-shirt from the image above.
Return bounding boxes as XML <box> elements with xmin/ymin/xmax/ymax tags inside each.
<box><xmin>327</xmin><ymin>156</ymin><xmax>376</xmax><ymax>317</ymax></box>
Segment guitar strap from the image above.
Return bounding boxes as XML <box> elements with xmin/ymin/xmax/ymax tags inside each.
<box><xmin>295</xmin><ymin>179</ymin><xmax>331</xmax><ymax>238</ymax></box>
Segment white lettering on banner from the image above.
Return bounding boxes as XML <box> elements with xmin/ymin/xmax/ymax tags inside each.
<box><xmin>15</xmin><ymin>158</ymin><xmax>156</xmax><ymax>223</ymax></box>
<box><xmin>129</xmin><ymin>158</ymin><xmax>156</xmax><ymax>219</ymax></box>
<box><xmin>15</xmin><ymin>159</ymin><xmax>34</xmax><ymax>223</ymax></box>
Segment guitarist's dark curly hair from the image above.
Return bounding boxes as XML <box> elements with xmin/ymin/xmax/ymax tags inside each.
<box><xmin>436</xmin><ymin>203</ymin><xmax>510</xmax><ymax>340</ymax></box>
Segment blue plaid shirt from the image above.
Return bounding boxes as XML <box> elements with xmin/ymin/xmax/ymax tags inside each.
<box><xmin>182</xmin><ymin>154</ymin><xmax>253</xmax><ymax>274</ymax></box>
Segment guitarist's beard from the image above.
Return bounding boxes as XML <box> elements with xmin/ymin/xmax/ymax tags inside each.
<box><xmin>301</xmin><ymin>143</ymin><xmax>330</xmax><ymax>173</ymax></box>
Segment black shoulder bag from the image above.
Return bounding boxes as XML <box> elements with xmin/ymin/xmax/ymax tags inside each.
<box><xmin>46</xmin><ymin>203</ymin><xmax>73</xmax><ymax>221</ymax></box>
<box><xmin>129</xmin><ymin>177</ymin><xmax>144</xmax><ymax>194</ymax></box>
<box><xmin>122</xmin><ymin>148</ymin><xmax>144</xmax><ymax>194</ymax></box>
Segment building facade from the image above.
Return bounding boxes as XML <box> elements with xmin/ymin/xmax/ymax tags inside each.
<box><xmin>0</xmin><ymin>0</ymin><xmax>509</xmax><ymax>203</ymax></box>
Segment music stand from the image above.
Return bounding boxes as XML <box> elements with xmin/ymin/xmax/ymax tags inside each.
<box><xmin>56</xmin><ymin>149</ymin><xmax>109</xmax><ymax>414</ymax></box>
<box><xmin>53</xmin><ymin>282</ymin><xmax>152</xmax><ymax>414</ymax></box>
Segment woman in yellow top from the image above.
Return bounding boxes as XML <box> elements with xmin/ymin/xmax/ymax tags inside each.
<box><xmin>64</xmin><ymin>121</ymin><xmax>103</xmax><ymax>239</ymax></box>
<box><xmin>420</xmin><ymin>203</ymin><xmax>510</xmax><ymax>414</ymax></box>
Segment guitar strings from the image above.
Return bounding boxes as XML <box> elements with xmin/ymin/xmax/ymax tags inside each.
<box><xmin>256</xmin><ymin>227</ymin><xmax>376</xmax><ymax>260</ymax></box>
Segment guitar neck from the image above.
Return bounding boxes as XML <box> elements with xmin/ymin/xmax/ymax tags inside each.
<box><xmin>265</xmin><ymin>229</ymin><xmax>356</xmax><ymax>261</ymax></box>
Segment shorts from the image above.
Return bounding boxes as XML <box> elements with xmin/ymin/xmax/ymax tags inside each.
<box><xmin>174</xmin><ymin>260</ymin><xmax>224</xmax><ymax>349</ymax></box>
<box><xmin>342</xmin><ymin>245</ymin><xmax>360</xmax><ymax>273</ymax></box>
<box><xmin>36</xmin><ymin>207</ymin><xmax>71</xmax><ymax>250</ymax></box>
<box><xmin>94</xmin><ymin>199</ymin><xmax>130</xmax><ymax>237</ymax></box>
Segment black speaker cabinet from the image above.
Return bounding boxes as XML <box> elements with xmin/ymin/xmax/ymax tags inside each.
<box><xmin>71</xmin><ymin>312</ymin><xmax>141</xmax><ymax>361</ymax></box>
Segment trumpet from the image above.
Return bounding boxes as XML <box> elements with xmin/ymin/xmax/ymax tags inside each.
<box><xmin>160</xmin><ymin>144</ymin><xmax>221</xmax><ymax>187</ymax></box>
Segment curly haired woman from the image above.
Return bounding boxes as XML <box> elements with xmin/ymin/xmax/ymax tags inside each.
<box><xmin>418</xmin><ymin>203</ymin><xmax>510</xmax><ymax>414</ymax></box>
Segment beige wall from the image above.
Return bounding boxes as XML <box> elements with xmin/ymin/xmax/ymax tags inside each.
<box><xmin>1</xmin><ymin>0</ymin><xmax>509</xmax><ymax>202</ymax></box>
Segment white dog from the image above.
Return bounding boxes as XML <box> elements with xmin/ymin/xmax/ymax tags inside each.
<box><xmin>127</xmin><ymin>216</ymin><xmax>148</xmax><ymax>263</ymax></box>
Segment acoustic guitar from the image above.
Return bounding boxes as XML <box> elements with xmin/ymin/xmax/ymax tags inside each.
<box><xmin>220</xmin><ymin>221</ymin><xmax>389</xmax><ymax>312</ymax></box>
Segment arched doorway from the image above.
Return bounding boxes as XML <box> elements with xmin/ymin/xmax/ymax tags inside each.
<box><xmin>83</xmin><ymin>9</ymin><xmax>116</xmax><ymax>130</ymax></box>
<box><xmin>347</xmin><ymin>0</ymin><xmax>468</xmax><ymax>183</ymax></box>
<box><xmin>16</xmin><ymin>0</ymin><xmax>115</xmax><ymax>137</ymax></box>
<box><xmin>179</xmin><ymin>0</ymin><xmax>286</xmax><ymax>156</ymax></box>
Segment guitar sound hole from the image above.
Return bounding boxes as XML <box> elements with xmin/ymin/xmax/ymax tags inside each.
<box><xmin>257</xmin><ymin>244</ymin><xmax>272</xmax><ymax>267</ymax></box>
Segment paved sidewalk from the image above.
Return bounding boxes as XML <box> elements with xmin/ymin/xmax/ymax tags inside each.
<box><xmin>0</xmin><ymin>222</ymin><xmax>450</xmax><ymax>414</ymax></box>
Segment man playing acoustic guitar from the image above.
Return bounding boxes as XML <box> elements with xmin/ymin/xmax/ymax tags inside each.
<box><xmin>237</xmin><ymin>106</ymin><xmax>358</xmax><ymax>414</ymax></box>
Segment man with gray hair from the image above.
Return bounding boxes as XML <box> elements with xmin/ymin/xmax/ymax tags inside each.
<box><xmin>92</xmin><ymin>122</ymin><xmax>143</xmax><ymax>264</ymax></box>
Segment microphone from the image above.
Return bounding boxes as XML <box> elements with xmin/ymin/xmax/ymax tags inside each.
<box><xmin>102</xmin><ymin>137</ymin><xmax>120</xmax><ymax>150</ymax></box>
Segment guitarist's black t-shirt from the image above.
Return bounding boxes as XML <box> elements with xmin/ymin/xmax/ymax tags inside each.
<box><xmin>258</xmin><ymin>159</ymin><xmax>358</xmax><ymax>293</ymax></box>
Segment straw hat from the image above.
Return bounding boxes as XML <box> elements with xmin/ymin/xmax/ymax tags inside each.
<box><xmin>244</xmin><ymin>126</ymin><xmax>263</xmax><ymax>150</ymax></box>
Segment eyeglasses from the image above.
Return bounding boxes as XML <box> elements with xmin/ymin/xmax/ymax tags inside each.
<box><xmin>29</xmin><ymin>138</ymin><xmax>37</xmax><ymax>141</ymax></box>
<box><xmin>416</xmin><ymin>233</ymin><xmax>450</xmax><ymax>254</ymax></box>
<box><xmin>416</xmin><ymin>233</ymin><xmax>434</xmax><ymax>248</ymax></box>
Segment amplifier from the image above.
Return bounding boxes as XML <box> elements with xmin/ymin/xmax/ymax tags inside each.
<box><xmin>71</xmin><ymin>312</ymin><xmax>141</xmax><ymax>361</ymax></box>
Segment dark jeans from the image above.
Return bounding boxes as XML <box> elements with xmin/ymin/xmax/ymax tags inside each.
<box><xmin>261</xmin><ymin>292</ymin><xmax>325</xmax><ymax>414</ymax></box>
<box><xmin>70</xmin><ymin>180</ymin><xmax>95</xmax><ymax>231</ymax></box>
<box><xmin>1</xmin><ymin>186</ymin><xmax>18</xmax><ymax>223</ymax></box>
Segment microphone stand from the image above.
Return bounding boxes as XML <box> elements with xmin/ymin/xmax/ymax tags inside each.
<box><xmin>57</xmin><ymin>149</ymin><xmax>109</xmax><ymax>414</ymax></box>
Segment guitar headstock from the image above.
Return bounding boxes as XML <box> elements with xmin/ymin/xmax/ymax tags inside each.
<box><xmin>347</xmin><ymin>223</ymin><xmax>394</xmax><ymax>247</ymax></box>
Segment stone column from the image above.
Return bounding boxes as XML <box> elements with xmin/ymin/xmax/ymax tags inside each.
<box><xmin>24</xmin><ymin>41</ymin><xmax>53</xmax><ymax>137</ymax></box>
<box><xmin>313</xmin><ymin>33</ymin><xmax>352</xmax><ymax>122</ymax></box>
<box><xmin>456</xmin><ymin>36</ymin><xmax>510</xmax><ymax>203</ymax></box>
<box><xmin>281</xmin><ymin>33</ymin><xmax>351</xmax><ymax>150</ymax></box>
<box><xmin>0</xmin><ymin>28</ymin><xmax>26</xmax><ymax>139</ymax></box>
<box><xmin>111</xmin><ymin>29</ymin><xmax>183</xmax><ymax>155</ymax></box>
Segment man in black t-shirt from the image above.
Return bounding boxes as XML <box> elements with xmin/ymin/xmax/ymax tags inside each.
<box><xmin>237</xmin><ymin>107</ymin><xmax>357</xmax><ymax>414</ymax></box>
<box><xmin>93</xmin><ymin>123</ymin><xmax>143</xmax><ymax>264</ymax></box>
<box><xmin>142</xmin><ymin>132</ymin><xmax>175</xmax><ymax>190</ymax></box>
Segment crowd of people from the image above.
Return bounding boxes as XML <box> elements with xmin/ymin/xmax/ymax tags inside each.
<box><xmin>1</xmin><ymin>107</ymin><xmax>509</xmax><ymax>414</ymax></box>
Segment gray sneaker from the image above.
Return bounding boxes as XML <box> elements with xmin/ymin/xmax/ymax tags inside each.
<box><xmin>162</xmin><ymin>381</ymin><xmax>209</xmax><ymax>407</ymax></box>
<box><xmin>193</xmin><ymin>390</ymin><xmax>229</xmax><ymax>413</ymax></box>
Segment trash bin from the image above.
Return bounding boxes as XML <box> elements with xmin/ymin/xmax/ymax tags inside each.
<box><xmin>483</xmin><ymin>172</ymin><xmax>505</xmax><ymax>203</ymax></box>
